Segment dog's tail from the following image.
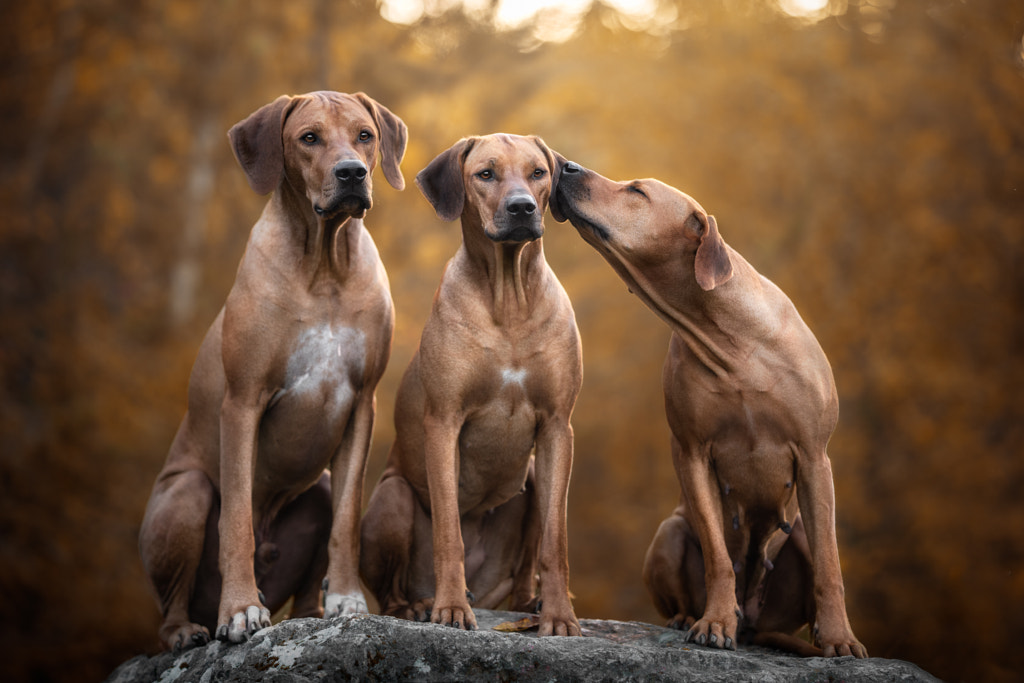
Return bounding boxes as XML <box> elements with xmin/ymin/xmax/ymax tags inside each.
<box><xmin>752</xmin><ymin>631</ymin><xmax>823</xmax><ymax>657</ymax></box>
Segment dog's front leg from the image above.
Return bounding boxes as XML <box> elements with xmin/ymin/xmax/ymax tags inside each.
<box><xmin>216</xmin><ymin>389</ymin><xmax>272</xmax><ymax>643</ymax></box>
<box><xmin>533</xmin><ymin>418</ymin><xmax>581</xmax><ymax>636</ymax></box>
<box><xmin>323</xmin><ymin>392</ymin><xmax>375</xmax><ymax>618</ymax></box>
<box><xmin>795</xmin><ymin>447</ymin><xmax>867</xmax><ymax>657</ymax></box>
<box><xmin>424</xmin><ymin>411</ymin><xmax>475</xmax><ymax>630</ymax></box>
<box><xmin>676</xmin><ymin>437</ymin><xmax>739</xmax><ymax>650</ymax></box>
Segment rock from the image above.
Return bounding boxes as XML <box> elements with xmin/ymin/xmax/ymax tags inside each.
<box><xmin>105</xmin><ymin>609</ymin><xmax>939</xmax><ymax>683</ymax></box>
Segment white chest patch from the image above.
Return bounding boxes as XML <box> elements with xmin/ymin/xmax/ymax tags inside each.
<box><xmin>284</xmin><ymin>325</ymin><xmax>365</xmax><ymax>417</ymax></box>
<box><xmin>501</xmin><ymin>367</ymin><xmax>528</xmax><ymax>388</ymax></box>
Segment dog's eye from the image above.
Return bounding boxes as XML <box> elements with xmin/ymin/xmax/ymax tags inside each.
<box><xmin>627</xmin><ymin>184</ymin><xmax>647</xmax><ymax>199</ymax></box>
<box><xmin>532</xmin><ymin>168</ymin><xmax>546</xmax><ymax>179</ymax></box>
<box><xmin>301</xmin><ymin>132</ymin><xmax>318</xmax><ymax>145</ymax></box>
<box><xmin>358</xmin><ymin>130</ymin><xmax>373</xmax><ymax>142</ymax></box>
<box><xmin>478</xmin><ymin>170</ymin><xmax>493</xmax><ymax>180</ymax></box>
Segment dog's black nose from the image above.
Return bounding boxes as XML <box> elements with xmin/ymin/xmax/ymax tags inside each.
<box><xmin>506</xmin><ymin>194</ymin><xmax>537</xmax><ymax>216</ymax></box>
<box><xmin>563</xmin><ymin>161</ymin><xmax>581</xmax><ymax>174</ymax></box>
<box><xmin>334</xmin><ymin>160</ymin><xmax>368</xmax><ymax>183</ymax></box>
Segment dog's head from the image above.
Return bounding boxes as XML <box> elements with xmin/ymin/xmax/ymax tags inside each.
<box><xmin>228</xmin><ymin>91</ymin><xmax>407</xmax><ymax>221</ymax></box>
<box><xmin>553</xmin><ymin>162</ymin><xmax>733</xmax><ymax>292</ymax></box>
<box><xmin>416</xmin><ymin>134</ymin><xmax>563</xmax><ymax>244</ymax></box>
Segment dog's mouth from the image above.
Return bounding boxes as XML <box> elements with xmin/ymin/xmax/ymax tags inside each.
<box><xmin>488</xmin><ymin>220</ymin><xmax>545</xmax><ymax>244</ymax></box>
<box><xmin>555</xmin><ymin>195</ymin><xmax>611</xmax><ymax>244</ymax></box>
<box><xmin>554</xmin><ymin>179</ymin><xmax>611</xmax><ymax>244</ymax></box>
<box><xmin>567</xmin><ymin>211</ymin><xmax>611</xmax><ymax>243</ymax></box>
<box><xmin>314</xmin><ymin>193</ymin><xmax>371</xmax><ymax>220</ymax></box>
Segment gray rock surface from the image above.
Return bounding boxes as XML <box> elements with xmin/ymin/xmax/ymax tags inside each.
<box><xmin>106</xmin><ymin>609</ymin><xmax>940</xmax><ymax>682</ymax></box>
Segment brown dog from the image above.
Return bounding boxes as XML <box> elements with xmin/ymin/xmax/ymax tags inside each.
<box><xmin>359</xmin><ymin>134</ymin><xmax>582</xmax><ymax>636</ymax></box>
<box><xmin>553</xmin><ymin>162</ymin><xmax>867</xmax><ymax>657</ymax></box>
<box><xmin>138</xmin><ymin>91</ymin><xmax>406</xmax><ymax>651</ymax></box>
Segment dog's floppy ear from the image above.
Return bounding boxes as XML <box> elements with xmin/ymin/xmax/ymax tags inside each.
<box><xmin>354</xmin><ymin>92</ymin><xmax>408</xmax><ymax>191</ymax></box>
<box><xmin>529</xmin><ymin>136</ymin><xmax>568</xmax><ymax>222</ymax></box>
<box><xmin>228</xmin><ymin>95</ymin><xmax>296</xmax><ymax>196</ymax></box>
<box><xmin>693</xmin><ymin>213</ymin><xmax>734</xmax><ymax>291</ymax></box>
<box><xmin>416</xmin><ymin>137</ymin><xmax>475</xmax><ymax>222</ymax></box>
<box><xmin>548</xmin><ymin>150</ymin><xmax>570</xmax><ymax>223</ymax></box>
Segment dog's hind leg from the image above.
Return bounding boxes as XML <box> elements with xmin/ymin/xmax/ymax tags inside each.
<box><xmin>359</xmin><ymin>472</ymin><xmax>417</xmax><ymax>619</ymax></box>
<box><xmin>139</xmin><ymin>468</ymin><xmax>216</xmax><ymax>652</ymax></box>
<box><xmin>258</xmin><ymin>472</ymin><xmax>332</xmax><ymax>619</ymax></box>
<box><xmin>643</xmin><ymin>507</ymin><xmax>705</xmax><ymax>633</ymax></box>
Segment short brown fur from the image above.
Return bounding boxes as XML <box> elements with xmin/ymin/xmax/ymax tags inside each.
<box><xmin>139</xmin><ymin>91</ymin><xmax>406</xmax><ymax>651</ymax></box>
<box><xmin>554</xmin><ymin>163</ymin><xmax>866</xmax><ymax>657</ymax></box>
<box><xmin>359</xmin><ymin>134</ymin><xmax>582</xmax><ymax>636</ymax></box>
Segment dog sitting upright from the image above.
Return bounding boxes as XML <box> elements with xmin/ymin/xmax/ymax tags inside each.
<box><xmin>139</xmin><ymin>91</ymin><xmax>406</xmax><ymax>650</ymax></box>
<box><xmin>553</xmin><ymin>161</ymin><xmax>866</xmax><ymax>657</ymax></box>
<box><xmin>360</xmin><ymin>134</ymin><xmax>583</xmax><ymax>636</ymax></box>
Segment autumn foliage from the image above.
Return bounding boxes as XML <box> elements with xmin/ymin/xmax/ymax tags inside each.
<box><xmin>1</xmin><ymin>2</ymin><xmax>1022</xmax><ymax>682</ymax></box>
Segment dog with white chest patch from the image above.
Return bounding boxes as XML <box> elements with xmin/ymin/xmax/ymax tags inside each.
<box><xmin>359</xmin><ymin>134</ymin><xmax>583</xmax><ymax>636</ymax></box>
<box><xmin>138</xmin><ymin>91</ymin><xmax>406</xmax><ymax>651</ymax></box>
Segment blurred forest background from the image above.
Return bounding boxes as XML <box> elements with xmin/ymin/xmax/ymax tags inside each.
<box><xmin>1</xmin><ymin>0</ymin><xmax>1021</xmax><ymax>681</ymax></box>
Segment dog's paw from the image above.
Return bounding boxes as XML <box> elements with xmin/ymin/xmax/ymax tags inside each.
<box><xmin>685</xmin><ymin>612</ymin><xmax>738</xmax><ymax>651</ymax></box>
<box><xmin>511</xmin><ymin>594</ymin><xmax>542</xmax><ymax>614</ymax></box>
<box><xmin>430</xmin><ymin>597</ymin><xmax>477</xmax><ymax>631</ymax></box>
<box><xmin>538</xmin><ymin>612</ymin><xmax>581</xmax><ymax>637</ymax></box>
<box><xmin>215</xmin><ymin>605</ymin><xmax>271</xmax><ymax>644</ymax></box>
<box><xmin>411</xmin><ymin>597</ymin><xmax>434</xmax><ymax>622</ymax></box>
<box><xmin>827</xmin><ymin>640</ymin><xmax>868</xmax><ymax>659</ymax></box>
<box><xmin>323</xmin><ymin>591</ymin><xmax>368</xmax><ymax>619</ymax></box>
<box><xmin>815</xmin><ymin>623</ymin><xmax>868</xmax><ymax>658</ymax></box>
<box><xmin>666</xmin><ymin>613</ymin><xmax>695</xmax><ymax>632</ymax></box>
<box><xmin>160</xmin><ymin>622</ymin><xmax>210</xmax><ymax>654</ymax></box>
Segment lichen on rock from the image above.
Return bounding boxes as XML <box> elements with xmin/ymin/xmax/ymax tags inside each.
<box><xmin>105</xmin><ymin>609</ymin><xmax>940</xmax><ymax>683</ymax></box>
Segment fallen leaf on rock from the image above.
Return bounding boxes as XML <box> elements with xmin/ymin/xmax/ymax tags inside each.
<box><xmin>493</xmin><ymin>615</ymin><xmax>541</xmax><ymax>632</ymax></box>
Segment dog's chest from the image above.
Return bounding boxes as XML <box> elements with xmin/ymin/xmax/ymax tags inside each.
<box><xmin>499</xmin><ymin>366</ymin><xmax>528</xmax><ymax>391</ymax></box>
<box><xmin>281</xmin><ymin>323</ymin><xmax>365</xmax><ymax>417</ymax></box>
<box><xmin>484</xmin><ymin>362</ymin><xmax>537</xmax><ymax>415</ymax></box>
<box><xmin>457</xmin><ymin>365</ymin><xmax>537</xmax><ymax>471</ymax></box>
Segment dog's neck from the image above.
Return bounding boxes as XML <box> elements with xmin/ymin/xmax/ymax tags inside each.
<box><xmin>270</xmin><ymin>185</ymin><xmax>362</xmax><ymax>287</ymax></box>
<box><xmin>460</xmin><ymin>219</ymin><xmax>545</xmax><ymax>326</ymax></box>
<box><xmin>491</xmin><ymin>241</ymin><xmax>530</xmax><ymax>314</ymax></box>
<box><xmin>599</xmin><ymin>244</ymin><xmax>744</xmax><ymax>379</ymax></box>
<box><xmin>652</xmin><ymin>284</ymin><xmax>737</xmax><ymax>379</ymax></box>
<box><xmin>313</xmin><ymin>213</ymin><xmax>361</xmax><ymax>284</ymax></box>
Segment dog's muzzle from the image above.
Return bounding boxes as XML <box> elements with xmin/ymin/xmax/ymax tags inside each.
<box><xmin>490</xmin><ymin>193</ymin><xmax>544</xmax><ymax>243</ymax></box>
<box><xmin>552</xmin><ymin>165</ymin><xmax>609</xmax><ymax>242</ymax></box>
<box><xmin>315</xmin><ymin>160</ymin><xmax>372</xmax><ymax>218</ymax></box>
<box><xmin>552</xmin><ymin>161</ymin><xmax>584</xmax><ymax>223</ymax></box>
